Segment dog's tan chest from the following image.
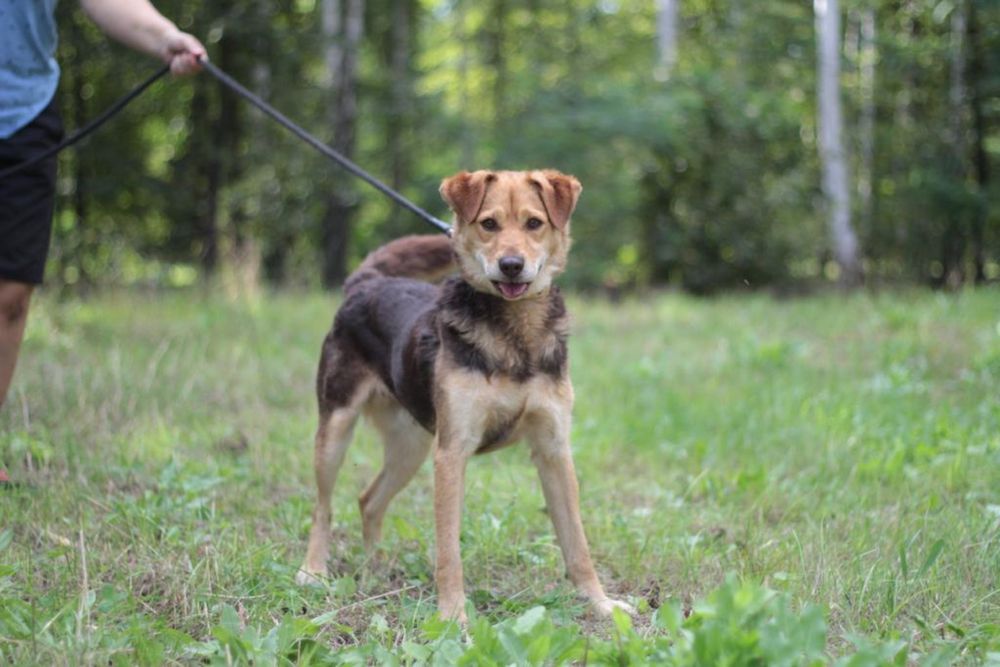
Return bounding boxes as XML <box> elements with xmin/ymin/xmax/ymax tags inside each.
<box><xmin>436</xmin><ymin>367</ymin><xmax>573</xmax><ymax>457</ymax></box>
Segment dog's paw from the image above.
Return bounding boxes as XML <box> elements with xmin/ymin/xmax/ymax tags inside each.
<box><xmin>437</xmin><ymin>599</ymin><xmax>468</xmax><ymax>626</ymax></box>
<box><xmin>591</xmin><ymin>597</ymin><xmax>636</xmax><ymax>618</ymax></box>
<box><xmin>295</xmin><ymin>568</ymin><xmax>327</xmax><ymax>587</ymax></box>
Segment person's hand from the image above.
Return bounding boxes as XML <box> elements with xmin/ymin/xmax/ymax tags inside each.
<box><xmin>158</xmin><ymin>27</ymin><xmax>205</xmax><ymax>76</ymax></box>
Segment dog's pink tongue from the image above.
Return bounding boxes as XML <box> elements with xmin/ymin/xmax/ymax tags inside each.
<box><xmin>498</xmin><ymin>282</ymin><xmax>529</xmax><ymax>299</ymax></box>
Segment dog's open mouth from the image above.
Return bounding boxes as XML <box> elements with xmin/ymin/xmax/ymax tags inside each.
<box><xmin>493</xmin><ymin>281</ymin><xmax>530</xmax><ymax>299</ymax></box>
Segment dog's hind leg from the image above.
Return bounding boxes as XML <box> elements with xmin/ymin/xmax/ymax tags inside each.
<box><xmin>297</xmin><ymin>402</ymin><xmax>365</xmax><ymax>584</ymax></box>
<box><xmin>297</xmin><ymin>343</ymin><xmax>374</xmax><ymax>586</ymax></box>
<box><xmin>359</xmin><ymin>394</ymin><xmax>432</xmax><ymax>551</ymax></box>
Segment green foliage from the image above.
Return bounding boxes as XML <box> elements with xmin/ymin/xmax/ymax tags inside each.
<box><xmin>0</xmin><ymin>569</ymin><xmax>961</xmax><ymax>664</ymax></box>
<box><xmin>179</xmin><ymin>580</ymin><xmax>843</xmax><ymax>665</ymax></box>
<box><xmin>43</xmin><ymin>0</ymin><xmax>1000</xmax><ymax>291</ymax></box>
<box><xmin>652</xmin><ymin>576</ymin><xmax>829</xmax><ymax>666</ymax></box>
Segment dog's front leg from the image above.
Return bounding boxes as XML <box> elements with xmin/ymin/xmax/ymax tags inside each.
<box><xmin>528</xmin><ymin>409</ymin><xmax>635</xmax><ymax>618</ymax></box>
<box><xmin>433</xmin><ymin>438</ymin><xmax>469</xmax><ymax>623</ymax></box>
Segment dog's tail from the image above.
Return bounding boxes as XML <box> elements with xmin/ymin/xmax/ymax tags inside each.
<box><xmin>344</xmin><ymin>234</ymin><xmax>455</xmax><ymax>294</ymax></box>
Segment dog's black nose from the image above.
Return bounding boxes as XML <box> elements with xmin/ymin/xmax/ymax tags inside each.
<box><xmin>498</xmin><ymin>256</ymin><xmax>525</xmax><ymax>278</ymax></box>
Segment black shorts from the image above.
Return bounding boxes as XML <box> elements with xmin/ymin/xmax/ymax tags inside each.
<box><xmin>0</xmin><ymin>98</ymin><xmax>64</xmax><ymax>285</ymax></box>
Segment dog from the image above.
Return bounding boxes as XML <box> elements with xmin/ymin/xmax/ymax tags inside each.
<box><xmin>297</xmin><ymin>169</ymin><xmax>633</xmax><ymax>622</ymax></box>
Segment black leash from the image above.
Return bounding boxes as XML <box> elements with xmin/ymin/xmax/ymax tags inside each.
<box><xmin>0</xmin><ymin>64</ymin><xmax>170</xmax><ymax>181</ymax></box>
<box><xmin>1</xmin><ymin>58</ymin><xmax>453</xmax><ymax>236</ymax></box>
<box><xmin>198</xmin><ymin>58</ymin><xmax>451</xmax><ymax>235</ymax></box>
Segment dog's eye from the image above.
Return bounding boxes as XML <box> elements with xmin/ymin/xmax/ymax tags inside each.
<box><xmin>525</xmin><ymin>218</ymin><xmax>544</xmax><ymax>230</ymax></box>
<box><xmin>480</xmin><ymin>218</ymin><xmax>499</xmax><ymax>231</ymax></box>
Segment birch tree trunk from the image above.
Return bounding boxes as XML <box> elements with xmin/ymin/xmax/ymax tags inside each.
<box><xmin>655</xmin><ymin>0</ymin><xmax>678</xmax><ymax>80</ymax></box>
<box><xmin>321</xmin><ymin>0</ymin><xmax>364</xmax><ymax>288</ymax></box>
<box><xmin>814</xmin><ymin>0</ymin><xmax>861</xmax><ymax>286</ymax></box>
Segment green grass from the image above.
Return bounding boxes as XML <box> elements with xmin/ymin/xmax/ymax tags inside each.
<box><xmin>1</xmin><ymin>288</ymin><xmax>999</xmax><ymax>665</ymax></box>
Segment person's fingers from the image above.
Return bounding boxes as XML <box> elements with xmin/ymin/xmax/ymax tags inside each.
<box><xmin>164</xmin><ymin>30</ymin><xmax>205</xmax><ymax>76</ymax></box>
<box><xmin>170</xmin><ymin>53</ymin><xmax>198</xmax><ymax>76</ymax></box>
<box><xmin>177</xmin><ymin>33</ymin><xmax>206</xmax><ymax>59</ymax></box>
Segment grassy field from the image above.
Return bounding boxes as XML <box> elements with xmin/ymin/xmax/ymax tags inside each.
<box><xmin>1</xmin><ymin>288</ymin><xmax>998</xmax><ymax>665</ymax></box>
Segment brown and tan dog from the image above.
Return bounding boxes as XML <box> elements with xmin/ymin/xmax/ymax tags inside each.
<box><xmin>297</xmin><ymin>169</ymin><xmax>633</xmax><ymax>622</ymax></box>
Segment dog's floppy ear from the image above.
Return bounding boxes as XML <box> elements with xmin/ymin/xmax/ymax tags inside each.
<box><xmin>440</xmin><ymin>170</ymin><xmax>496</xmax><ymax>224</ymax></box>
<box><xmin>529</xmin><ymin>170</ymin><xmax>582</xmax><ymax>229</ymax></box>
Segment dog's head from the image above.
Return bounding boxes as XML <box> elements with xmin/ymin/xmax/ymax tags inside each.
<box><xmin>439</xmin><ymin>169</ymin><xmax>580</xmax><ymax>300</ymax></box>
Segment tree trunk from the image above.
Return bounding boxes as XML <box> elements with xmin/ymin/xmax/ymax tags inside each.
<box><xmin>639</xmin><ymin>161</ymin><xmax>677</xmax><ymax>286</ymax></box>
<box><xmin>967</xmin><ymin>0</ymin><xmax>990</xmax><ymax>284</ymax></box>
<box><xmin>190</xmin><ymin>80</ymin><xmax>220</xmax><ymax>275</ymax></box>
<box><xmin>890</xmin><ymin>1</ymin><xmax>916</xmax><ymax>254</ymax></box>
<box><xmin>321</xmin><ymin>0</ymin><xmax>364</xmax><ymax>288</ymax></box>
<box><xmin>489</xmin><ymin>0</ymin><xmax>507</xmax><ymax>140</ymax></box>
<box><xmin>219</xmin><ymin>33</ymin><xmax>245</xmax><ymax>247</ymax></box>
<box><xmin>655</xmin><ymin>0</ymin><xmax>678</xmax><ymax>80</ymax></box>
<box><xmin>565</xmin><ymin>0</ymin><xmax>581</xmax><ymax>83</ymax></box>
<box><xmin>387</xmin><ymin>0</ymin><xmax>414</xmax><ymax>228</ymax></box>
<box><xmin>857</xmin><ymin>7</ymin><xmax>876</xmax><ymax>238</ymax></box>
<box><xmin>70</xmin><ymin>38</ymin><xmax>89</xmax><ymax>286</ymax></box>
<box><xmin>941</xmin><ymin>0</ymin><xmax>969</xmax><ymax>287</ymax></box>
<box><xmin>250</xmin><ymin>2</ymin><xmax>286</xmax><ymax>285</ymax></box>
<box><xmin>814</xmin><ymin>0</ymin><xmax>861</xmax><ymax>286</ymax></box>
<box><xmin>457</xmin><ymin>0</ymin><xmax>475</xmax><ymax>167</ymax></box>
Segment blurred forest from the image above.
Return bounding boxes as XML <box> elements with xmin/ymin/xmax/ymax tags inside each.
<box><xmin>50</xmin><ymin>0</ymin><xmax>1000</xmax><ymax>293</ymax></box>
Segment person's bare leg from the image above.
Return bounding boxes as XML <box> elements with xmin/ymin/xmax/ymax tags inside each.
<box><xmin>0</xmin><ymin>280</ymin><xmax>35</xmax><ymax>410</ymax></box>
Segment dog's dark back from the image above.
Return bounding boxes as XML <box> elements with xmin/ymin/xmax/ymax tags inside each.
<box><xmin>321</xmin><ymin>236</ymin><xmax>455</xmax><ymax>430</ymax></box>
<box><xmin>344</xmin><ymin>235</ymin><xmax>455</xmax><ymax>295</ymax></box>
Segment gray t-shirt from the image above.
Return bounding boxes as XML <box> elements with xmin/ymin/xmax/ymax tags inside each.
<box><xmin>0</xmin><ymin>0</ymin><xmax>60</xmax><ymax>139</ymax></box>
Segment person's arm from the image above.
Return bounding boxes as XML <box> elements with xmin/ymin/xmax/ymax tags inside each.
<box><xmin>78</xmin><ymin>0</ymin><xmax>205</xmax><ymax>76</ymax></box>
